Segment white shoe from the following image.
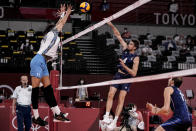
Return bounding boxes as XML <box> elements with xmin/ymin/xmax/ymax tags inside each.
<box><xmin>100</xmin><ymin>120</ymin><xmax>107</xmax><ymax>130</ymax></box>
<box><xmin>102</xmin><ymin>115</ymin><xmax>110</xmax><ymax>124</ymax></box>
<box><xmin>107</xmin><ymin>121</ymin><xmax>116</xmax><ymax>130</ymax></box>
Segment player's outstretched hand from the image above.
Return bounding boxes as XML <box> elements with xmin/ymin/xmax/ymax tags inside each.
<box><xmin>66</xmin><ymin>4</ymin><xmax>72</xmax><ymax>15</ymax></box>
<box><xmin>119</xmin><ymin>58</ymin><xmax>125</xmax><ymax>67</ymax></box>
<box><xmin>57</xmin><ymin>4</ymin><xmax>66</xmax><ymax>17</ymax></box>
<box><xmin>146</xmin><ymin>102</ymin><xmax>157</xmax><ymax>114</ymax></box>
<box><xmin>146</xmin><ymin>102</ymin><xmax>154</xmax><ymax>111</ymax></box>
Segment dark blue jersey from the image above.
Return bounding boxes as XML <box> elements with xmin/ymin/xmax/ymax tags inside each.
<box><xmin>170</xmin><ymin>86</ymin><xmax>191</xmax><ymax>122</ymax></box>
<box><xmin>117</xmin><ymin>49</ymin><xmax>137</xmax><ymax>75</ymax></box>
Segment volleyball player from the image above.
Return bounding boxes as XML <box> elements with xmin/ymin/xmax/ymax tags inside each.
<box><xmin>146</xmin><ymin>77</ymin><xmax>192</xmax><ymax>131</ymax></box>
<box><xmin>30</xmin><ymin>4</ymin><xmax>72</xmax><ymax>125</ymax></box>
<box><xmin>102</xmin><ymin>21</ymin><xmax>140</xmax><ymax>130</ymax></box>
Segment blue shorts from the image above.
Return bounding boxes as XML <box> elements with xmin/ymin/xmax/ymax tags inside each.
<box><xmin>111</xmin><ymin>72</ymin><xmax>132</xmax><ymax>92</ymax></box>
<box><xmin>30</xmin><ymin>54</ymin><xmax>49</xmax><ymax>79</ymax></box>
<box><xmin>161</xmin><ymin>117</ymin><xmax>192</xmax><ymax>131</ymax></box>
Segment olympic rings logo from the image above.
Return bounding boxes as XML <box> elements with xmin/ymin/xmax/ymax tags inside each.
<box><xmin>12</xmin><ymin>116</ymin><xmax>49</xmax><ymax>131</ymax></box>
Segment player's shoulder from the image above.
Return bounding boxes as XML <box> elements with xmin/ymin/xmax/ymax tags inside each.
<box><xmin>165</xmin><ymin>86</ymin><xmax>174</xmax><ymax>93</ymax></box>
<box><xmin>133</xmin><ymin>55</ymin><xmax>140</xmax><ymax>62</ymax></box>
<box><xmin>165</xmin><ymin>86</ymin><xmax>173</xmax><ymax>90</ymax></box>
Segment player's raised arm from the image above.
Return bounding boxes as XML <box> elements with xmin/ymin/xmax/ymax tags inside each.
<box><xmin>107</xmin><ymin>21</ymin><xmax>127</xmax><ymax>50</ymax></box>
<box><xmin>56</xmin><ymin>4</ymin><xmax>72</xmax><ymax>32</ymax></box>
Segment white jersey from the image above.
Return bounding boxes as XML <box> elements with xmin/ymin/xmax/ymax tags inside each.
<box><xmin>37</xmin><ymin>28</ymin><xmax>60</xmax><ymax>59</ymax></box>
<box><xmin>12</xmin><ymin>85</ymin><xmax>32</xmax><ymax>106</ymax></box>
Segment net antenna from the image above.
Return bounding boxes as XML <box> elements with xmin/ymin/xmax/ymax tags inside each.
<box><xmin>59</xmin><ymin>32</ymin><xmax>63</xmax><ymax>87</ymax></box>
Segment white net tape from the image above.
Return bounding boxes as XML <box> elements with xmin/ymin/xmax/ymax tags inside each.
<box><xmin>62</xmin><ymin>0</ymin><xmax>152</xmax><ymax>45</ymax></box>
<box><xmin>58</xmin><ymin>68</ymin><xmax>196</xmax><ymax>90</ymax></box>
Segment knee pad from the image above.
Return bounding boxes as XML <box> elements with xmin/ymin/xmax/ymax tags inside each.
<box><xmin>31</xmin><ymin>87</ymin><xmax>39</xmax><ymax>109</ymax></box>
<box><xmin>43</xmin><ymin>85</ymin><xmax>57</xmax><ymax>107</ymax></box>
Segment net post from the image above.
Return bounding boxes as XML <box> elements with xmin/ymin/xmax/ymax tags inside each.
<box><xmin>49</xmin><ymin>70</ymin><xmax>60</xmax><ymax>131</ymax></box>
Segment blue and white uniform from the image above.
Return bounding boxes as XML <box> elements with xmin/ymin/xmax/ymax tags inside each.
<box><xmin>161</xmin><ymin>86</ymin><xmax>192</xmax><ymax>130</ymax></box>
<box><xmin>30</xmin><ymin>28</ymin><xmax>60</xmax><ymax>78</ymax></box>
<box><xmin>112</xmin><ymin>49</ymin><xmax>137</xmax><ymax>92</ymax></box>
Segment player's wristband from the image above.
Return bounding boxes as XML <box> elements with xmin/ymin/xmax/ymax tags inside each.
<box><xmin>60</xmin><ymin>12</ymin><xmax>65</xmax><ymax>18</ymax></box>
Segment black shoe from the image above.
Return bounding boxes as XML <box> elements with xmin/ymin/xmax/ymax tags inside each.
<box><xmin>54</xmin><ymin>112</ymin><xmax>71</xmax><ymax>123</ymax></box>
<box><xmin>32</xmin><ymin>117</ymin><xmax>48</xmax><ymax>126</ymax></box>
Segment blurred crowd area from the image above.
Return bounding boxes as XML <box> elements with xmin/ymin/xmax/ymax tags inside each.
<box><xmin>94</xmin><ymin>29</ymin><xmax>196</xmax><ymax>75</ymax></box>
<box><xmin>0</xmin><ymin>28</ymin><xmax>196</xmax><ymax>75</ymax></box>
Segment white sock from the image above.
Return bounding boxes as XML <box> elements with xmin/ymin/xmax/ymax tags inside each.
<box><xmin>105</xmin><ymin>112</ymin><xmax>110</xmax><ymax>117</ymax></box>
<box><xmin>33</xmin><ymin>109</ymin><xmax>39</xmax><ymax>119</ymax></box>
<box><xmin>51</xmin><ymin>106</ymin><xmax>61</xmax><ymax>115</ymax></box>
<box><xmin>113</xmin><ymin>116</ymin><xmax>118</xmax><ymax>123</ymax></box>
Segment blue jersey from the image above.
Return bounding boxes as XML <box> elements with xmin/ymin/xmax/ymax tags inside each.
<box><xmin>170</xmin><ymin>86</ymin><xmax>191</xmax><ymax>122</ymax></box>
<box><xmin>118</xmin><ymin>49</ymin><xmax>137</xmax><ymax>75</ymax></box>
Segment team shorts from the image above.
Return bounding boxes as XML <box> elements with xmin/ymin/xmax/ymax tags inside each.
<box><xmin>30</xmin><ymin>54</ymin><xmax>49</xmax><ymax>79</ymax></box>
<box><xmin>161</xmin><ymin>117</ymin><xmax>192</xmax><ymax>131</ymax></box>
<box><xmin>111</xmin><ymin>72</ymin><xmax>132</xmax><ymax>92</ymax></box>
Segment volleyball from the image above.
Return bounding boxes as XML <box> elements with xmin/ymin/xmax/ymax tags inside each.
<box><xmin>80</xmin><ymin>2</ymin><xmax>90</xmax><ymax>13</ymax></box>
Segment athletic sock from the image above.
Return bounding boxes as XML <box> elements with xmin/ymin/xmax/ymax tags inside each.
<box><xmin>51</xmin><ymin>106</ymin><xmax>61</xmax><ymax>115</ymax></box>
<box><xmin>43</xmin><ymin>85</ymin><xmax>57</xmax><ymax>107</ymax></box>
<box><xmin>31</xmin><ymin>87</ymin><xmax>39</xmax><ymax>109</ymax></box>
<box><xmin>113</xmin><ymin>116</ymin><xmax>118</xmax><ymax>123</ymax></box>
<box><xmin>33</xmin><ymin>109</ymin><xmax>39</xmax><ymax>119</ymax></box>
<box><xmin>105</xmin><ymin>112</ymin><xmax>110</xmax><ymax>116</ymax></box>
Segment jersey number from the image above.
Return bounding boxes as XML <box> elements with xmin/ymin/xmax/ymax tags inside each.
<box><xmin>123</xmin><ymin>58</ymin><xmax>127</xmax><ymax>63</ymax></box>
<box><xmin>179</xmin><ymin>91</ymin><xmax>185</xmax><ymax>102</ymax></box>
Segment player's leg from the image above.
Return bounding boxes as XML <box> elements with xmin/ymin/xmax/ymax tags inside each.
<box><xmin>30</xmin><ymin>55</ymin><xmax>48</xmax><ymax>126</ymax></box>
<box><xmin>158</xmin><ymin>117</ymin><xmax>182</xmax><ymax>131</ymax></box>
<box><xmin>31</xmin><ymin>76</ymin><xmax>40</xmax><ymax>113</ymax></box>
<box><xmin>103</xmin><ymin>72</ymin><xmax>121</xmax><ymax>124</ymax></box>
<box><xmin>41</xmin><ymin>76</ymin><xmax>58</xmax><ymax>111</ymax></box>
<box><xmin>107</xmin><ymin>89</ymin><xmax>127</xmax><ymax>130</ymax></box>
<box><xmin>31</xmin><ymin>76</ymin><xmax>48</xmax><ymax>126</ymax></box>
<box><xmin>102</xmin><ymin>86</ymin><xmax>117</xmax><ymax>124</ymax></box>
<box><xmin>41</xmin><ymin>74</ymin><xmax>70</xmax><ymax>122</ymax></box>
<box><xmin>106</xmin><ymin>86</ymin><xmax>117</xmax><ymax>113</ymax></box>
<box><xmin>115</xmin><ymin>90</ymin><xmax>127</xmax><ymax>117</ymax></box>
<box><xmin>31</xmin><ymin>76</ymin><xmax>40</xmax><ymax>114</ymax></box>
